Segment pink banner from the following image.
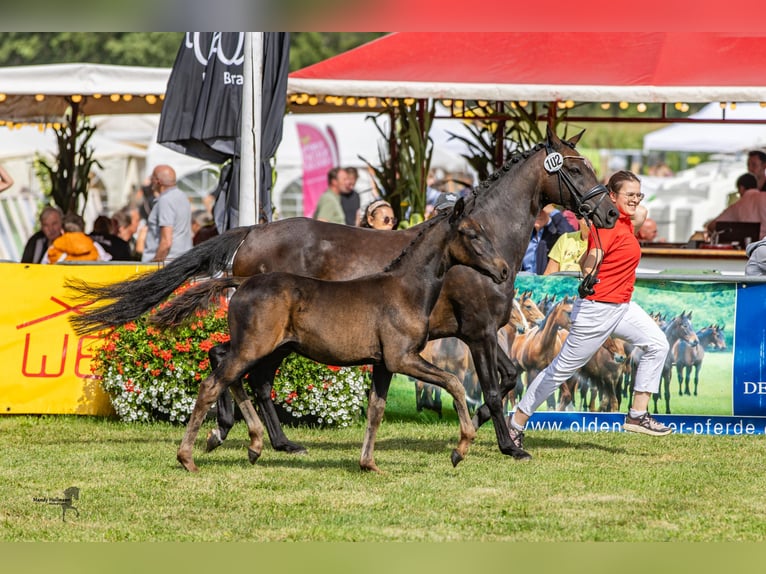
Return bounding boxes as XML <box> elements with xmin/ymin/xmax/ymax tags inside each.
<box><xmin>297</xmin><ymin>123</ymin><xmax>338</xmax><ymax>217</ymax></box>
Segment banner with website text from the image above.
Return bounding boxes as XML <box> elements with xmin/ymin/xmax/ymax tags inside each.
<box><xmin>0</xmin><ymin>262</ymin><xmax>152</xmax><ymax>415</ymax></box>
<box><xmin>510</xmin><ymin>274</ymin><xmax>766</xmax><ymax>435</ymax></box>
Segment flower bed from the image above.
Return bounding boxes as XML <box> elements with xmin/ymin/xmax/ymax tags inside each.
<box><xmin>92</xmin><ymin>285</ymin><xmax>370</xmax><ymax>427</ymax></box>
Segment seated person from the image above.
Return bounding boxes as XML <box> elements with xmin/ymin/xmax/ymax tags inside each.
<box><xmin>706</xmin><ymin>173</ymin><xmax>766</xmax><ymax>241</ymax></box>
<box><xmin>21</xmin><ymin>205</ymin><xmax>63</xmax><ymax>263</ymax></box>
<box><xmin>89</xmin><ymin>215</ymin><xmax>133</xmax><ymax>261</ymax></box>
<box><xmin>520</xmin><ymin>204</ymin><xmax>575</xmax><ymax>274</ymax></box>
<box><xmin>544</xmin><ymin>216</ymin><xmax>590</xmax><ymax>274</ymax></box>
<box><xmin>44</xmin><ymin>213</ymin><xmax>110</xmax><ymax>263</ymax></box>
<box><xmin>637</xmin><ymin>217</ymin><xmax>659</xmax><ymax>244</ymax></box>
<box><xmin>746</xmin><ymin>237</ymin><xmax>766</xmax><ymax>276</ymax></box>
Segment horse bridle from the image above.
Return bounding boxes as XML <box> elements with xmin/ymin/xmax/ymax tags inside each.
<box><xmin>543</xmin><ymin>143</ymin><xmax>611</xmax><ymax>295</ymax></box>
<box><xmin>542</xmin><ymin>144</ymin><xmax>610</xmax><ymax>222</ymax></box>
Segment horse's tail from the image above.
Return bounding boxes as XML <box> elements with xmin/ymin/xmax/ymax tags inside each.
<box><xmin>150</xmin><ymin>277</ymin><xmax>245</xmax><ymax>328</ymax></box>
<box><xmin>67</xmin><ymin>226</ymin><xmax>251</xmax><ymax>334</ymax></box>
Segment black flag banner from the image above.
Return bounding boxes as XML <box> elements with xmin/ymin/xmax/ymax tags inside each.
<box><xmin>157</xmin><ymin>32</ymin><xmax>290</xmax><ymax>230</ymax></box>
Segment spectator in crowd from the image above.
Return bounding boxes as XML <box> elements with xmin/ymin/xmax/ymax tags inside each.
<box><xmin>340</xmin><ymin>166</ymin><xmax>361</xmax><ymax>226</ymax></box>
<box><xmin>519</xmin><ymin>204</ymin><xmax>576</xmax><ymax>274</ymax></box>
<box><xmin>706</xmin><ymin>172</ymin><xmax>766</xmax><ymax>241</ymax></box>
<box><xmin>312</xmin><ymin>167</ymin><xmax>348</xmax><ymax>225</ymax></box>
<box><xmin>544</xmin><ymin>216</ymin><xmax>590</xmax><ymax>275</ymax></box>
<box><xmin>191</xmin><ymin>209</ymin><xmax>219</xmax><ymax>245</ymax></box>
<box><xmin>747</xmin><ymin>150</ymin><xmax>766</xmax><ymax>191</ymax></box>
<box><xmin>112</xmin><ymin>205</ymin><xmax>141</xmax><ymax>259</ymax></box>
<box><xmin>89</xmin><ymin>215</ymin><xmax>133</xmax><ymax>261</ymax></box>
<box><xmin>21</xmin><ymin>205</ymin><xmax>63</xmax><ymax>264</ymax></box>
<box><xmin>0</xmin><ymin>164</ymin><xmax>14</xmax><ymax>194</ymax></box>
<box><xmin>44</xmin><ymin>212</ymin><xmax>109</xmax><ymax>263</ymax></box>
<box><xmin>745</xmin><ymin>237</ymin><xmax>766</xmax><ymax>276</ymax></box>
<box><xmin>141</xmin><ymin>165</ymin><xmax>193</xmax><ymax>263</ymax></box>
<box><xmin>637</xmin><ymin>217</ymin><xmax>659</xmax><ymax>244</ymax></box>
<box><xmin>359</xmin><ymin>199</ymin><xmax>397</xmax><ymax>230</ymax></box>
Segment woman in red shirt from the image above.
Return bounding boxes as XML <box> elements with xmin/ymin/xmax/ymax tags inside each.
<box><xmin>508</xmin><ymin>171</ymin><xmax>672</xmax><ymax>455</ymax></box>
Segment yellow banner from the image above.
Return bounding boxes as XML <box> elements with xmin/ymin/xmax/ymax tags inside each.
<box><xmin>0</xmin><ymin>262</ymin><xmax>155</xmax><ymax>415</ymax></box>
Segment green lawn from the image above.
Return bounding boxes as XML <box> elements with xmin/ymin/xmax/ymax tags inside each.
<box><xmin>2</xmin><ymin>373</ymin><xmax>765</xmax><ymax>542</ymax></box>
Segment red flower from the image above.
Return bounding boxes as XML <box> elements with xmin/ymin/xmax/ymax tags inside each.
<box><xmin>327</xmin><ymin>365</ymin><xmax>341</xmax><ymax>372</ymax></box>
<box><xmin>124</xmin><ymin>322</ymin><xmax>137</xmax><ymax>332</ymax></box>
<box><xmin>199</xmin><ymin>340</ymin><xmax>214</xmax><ymax>352</ymax></box>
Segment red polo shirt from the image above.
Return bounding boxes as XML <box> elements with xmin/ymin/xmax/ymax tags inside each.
<box><xmin>586</xmin><ymin>213</ymin><xmax>641</xmax><ymax>303</ymax></box>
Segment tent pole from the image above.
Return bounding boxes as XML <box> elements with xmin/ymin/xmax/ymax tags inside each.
<box><xmin>239</xmin><ymin>33</ymin><xmax>263</xmax><ymax>226</ymax></box>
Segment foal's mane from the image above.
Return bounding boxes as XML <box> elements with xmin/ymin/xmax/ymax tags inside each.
<box><xmin>383</xmin><ymin>210</ymin><xmax>450</xmax><ymax>273</ymax></box>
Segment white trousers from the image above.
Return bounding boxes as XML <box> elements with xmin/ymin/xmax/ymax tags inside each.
<box><xmin>517</xmin><ymin>299</ymin><xmax>669</xmax><ymax>417</ymax></box>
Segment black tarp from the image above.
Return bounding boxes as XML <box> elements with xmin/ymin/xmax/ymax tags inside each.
<box><xmin>157</xmin><ymin>32</ymin><xmax>290</xmax><ymax>230</ymax></box>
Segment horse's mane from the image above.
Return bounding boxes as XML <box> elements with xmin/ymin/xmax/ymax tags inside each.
<box><xmin>382</xmin><ymin>137</ymin><xmax>576</xmax><ymax>273</ymax></box>
<box><xmin>466</xmin><ymin>142</ymin><xmax>548</xmax><ymax>209</ymax></box>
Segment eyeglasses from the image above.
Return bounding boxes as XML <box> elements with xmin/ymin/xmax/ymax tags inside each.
<box><xmin>381</xmin><ymin>216</ymin><xmax>397</xmax><ymax>226</ymax></box>
<box><xmin>619</xmin><ymin>192</ymin><xmax>645</xmax><ymax>202</ymax></box>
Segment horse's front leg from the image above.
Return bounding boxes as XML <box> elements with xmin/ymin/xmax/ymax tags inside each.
<box><xmin>178</xmin><ymin>373</ymin><xmax>228</xmax><ymax>472</ymax></box>
<box><xmin>471</xmin><ymin>342</ymin><xmax>520</xmax><ymax>429</ymax></box>
<box><xmin>228</xmin><ymin>380</ymin><xmax>266</xmax><ymax>464</ymax></box>
<box><xmin>360</xmin><ymin>366</ymin><xmax>393</xmax><ymax>472</ymax></box>
<box><xmin>469</xmin><ymin>337</ymin><xmax>530</xmax><ymax>460</ymax></box>
<box><xmin>394</xmin><ymin>354</ymin><xmax>476</xmax><ymax>468</ymax></box>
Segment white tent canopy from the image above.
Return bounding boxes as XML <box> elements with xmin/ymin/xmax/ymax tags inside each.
<box><xmin>643</xmin><ymin>103</ymin><xmax>766</xmax><ymax>153</ymax></box>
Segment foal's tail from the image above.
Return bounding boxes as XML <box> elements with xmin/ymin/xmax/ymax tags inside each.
<box><xmin>67</xmin><ymin>227</ymin><xmax>251</xmax><ymax>334</ymax></box>
<box><xmin>150</xmin><ymin>277</ymin><xmax>246</xmax><ymax>328</ymax></box>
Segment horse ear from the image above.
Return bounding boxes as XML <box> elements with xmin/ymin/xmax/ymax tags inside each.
<box><xmin>546</xmin><ymin>124</ymin><xmax>560</xmax><ymax>145</ymax></box>
<box><xmin>449</xmin><ymin>196</ymin><xmax>466</xmax><ymax>222</ymax></box>
<box><xmin>567</xmin><ymin>129</ymin><xmax>586</xmax><ymax>146</ymax></box>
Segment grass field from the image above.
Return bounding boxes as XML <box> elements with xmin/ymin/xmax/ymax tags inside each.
<box><xmin>2</xmin><ymin>375</ymin><xmax>765</xmax><ymax>542</ymax></box>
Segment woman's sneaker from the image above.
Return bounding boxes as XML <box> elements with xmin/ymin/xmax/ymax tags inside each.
<box><xmin>623</xmin><ymin>412</ymin><xmax>672</xmax><ymax>436</ymax></box>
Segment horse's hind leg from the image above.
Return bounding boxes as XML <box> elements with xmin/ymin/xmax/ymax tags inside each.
<box><xmin>251</xmin><ymin>353</ymin><xmax>308</xmax><ymax>454</ymax></box>
<box><xmin>396</xmin><ymin>354</ymin><xmax>477</xmax><ymax>468</ymax></box>
<box><xmin>208</xmin><ymin>344</ymin><xmax>235</xmax><ymax>452</ymax></box>
<box><xmin>228</xmin><ymin>380</ymin><xmax>266</xmax><ymax>464</ymax></box>
<box><xmin>178</xmin><ymin>373</ymin><xmax>229</xmax><ymax>472</ymax></box>
<box><xmin>360</xmin><ymin>366</ymin><xmax>393</xmax><ymax>472</ymax></box>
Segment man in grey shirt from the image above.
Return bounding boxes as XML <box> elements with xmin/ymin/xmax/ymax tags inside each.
<box><xmin>141</xmin><ymin>165</ymin><xmax>193</xmax><ymax>263</ymax></box>
<box><xmin>745</xmin><ymin>237</ymin><xmax>766</xmax><ymax>276</ymax></box>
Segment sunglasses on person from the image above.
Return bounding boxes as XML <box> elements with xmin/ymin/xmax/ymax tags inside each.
<box><xmin>617</xmin><ymin>192</ymin><xmax>645</xmax><ymax>202</ymax></box>
<box><xmin>379</xmin><ymin>215</ymin><xmax>397</xmax><ymax>225</ymax></box>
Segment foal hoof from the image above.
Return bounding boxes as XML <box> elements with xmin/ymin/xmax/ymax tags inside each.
<box><xmin>450</xmin><ymin>449</ymin><xmax>464</xmax><ymax>468</ymax></box>
<box><xmin>247</xmin><ymin>448</ymin><xmax>261</xmax><ymax>465</ymax></box>
<box><xmin>205</xmin><ymin>429</ymin><xmax>223</xmax><ymax>453</ymax></box>
<box><xmin>177</xmin><ymin>454</ymin><xmax>199</xmax><ymax>473</ymax></box>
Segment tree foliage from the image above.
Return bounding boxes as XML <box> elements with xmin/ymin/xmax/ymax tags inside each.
<box><xmin>0</xmin><ymin>32</ymin><xmax>385</xmax><ymax>70</ymax></box>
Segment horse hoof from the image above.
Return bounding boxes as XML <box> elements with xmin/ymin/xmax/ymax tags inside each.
<box><xmin>248</xmin><ymin>448</ymin><xmax>261</xmax><ymax>465</ymax></box>
<box><xmin>277</xmin><ymin>441</ymin><xmax>309</xmax><ymax>455</ymax></box>
<box><xmin>205</xmin><ymin>429</ymin><xmax>223</xmax><ymax>453</ymax></box>
<box><xmin>450</xmin><ymin>449</ymin><xmax>464</xmax><ymax>467</ymax></box>
<box><xmin>513</xmin><ymin>449</ymin><xmax>533</xmax><ymax>461</ymax></box>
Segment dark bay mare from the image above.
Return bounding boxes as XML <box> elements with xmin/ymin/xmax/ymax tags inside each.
<box><xmin>150</xmin><ymin>198</ymin><xmax>510</xmax><ymax>472</ymax></box>
<box><xmin>69</xmin><ymin>127</ymin><xmax>618</xmax><ymax>462</ymax></box>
